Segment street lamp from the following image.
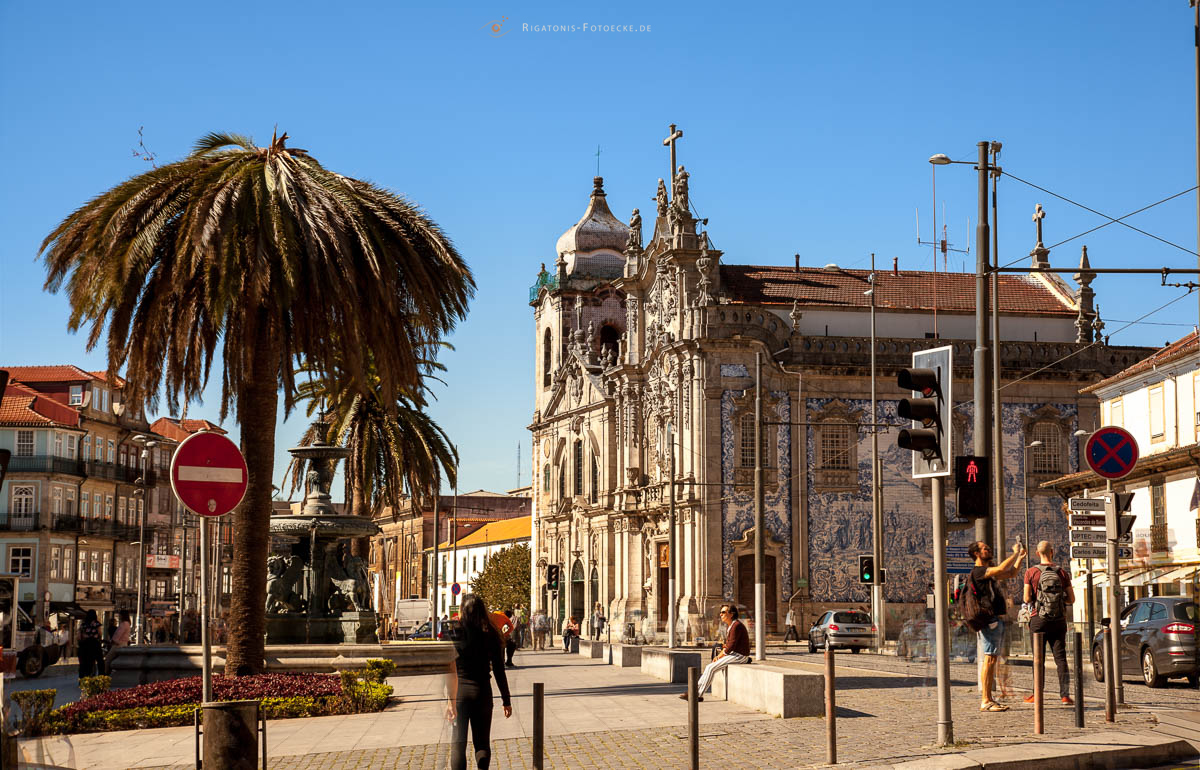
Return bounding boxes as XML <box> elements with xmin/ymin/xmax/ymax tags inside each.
<box><xmin>1023</xmin><ymin>440</ymin><xmax>1043</xmax><ymax>550</ymax></box>
<box><xmin>132</xmin><ymin>435</ymin><xmax>158</xmax><ymax>645</ymax></box>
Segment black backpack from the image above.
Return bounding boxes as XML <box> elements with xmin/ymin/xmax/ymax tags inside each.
<box><xmin>963</xmin><ymin>572</ymin><xmax>1002</xmax><ymax>632</ymax></box>
<box><xmin>1034</xmin><ymin>564</ymin><xmax>1067</xmax><ymax>621</ymax></box>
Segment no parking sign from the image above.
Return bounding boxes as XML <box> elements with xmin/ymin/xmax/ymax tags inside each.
<box><xmin>1084</xmin><ymin>426</ymin><xmax>1138</xmax><ymax>480</ymax></box>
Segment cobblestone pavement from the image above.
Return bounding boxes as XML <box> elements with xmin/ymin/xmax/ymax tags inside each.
<box><xmin>139</xmin><ymin>662</ymin><xmax>1161</xmax><ymax>769</ymax></box>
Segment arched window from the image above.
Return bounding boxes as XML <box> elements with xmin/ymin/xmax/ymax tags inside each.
<box><xmin>542</xmin><ymin>463</ymin><xmax>550</xmax><ymax>493</ymax></box>
<box><xmin>543</xmin><ymin>328</ymin><xmax>553</xmax><ymax>388</ymax></box>
<box><xmin>558</xmin><ymin>462</ymin><xmax>566</xmax><ymax>500</ymax></box>
<box><xmin>819</xmin><ymin>421</ymin><xmax>853</xmax><ymax>470</ymax></box>
<box><xmin>739</xmin><ymin>414</ymin><xmax>767</xmax><ymax>468</ymax></box>
<box><xmin>599</xmin><ymin>324</ymin><xmax>620</xmax><ymax>358</ymax></box>
<box><xmin>590</xmin><ymin>451</ymin><xmax>599</xmax><ymax>504</ymax></box>
<box><xmin>1030</xmin><ymin>423</ymin><xmax>1062</xmax><ymax>474</ymax></box>
<box><xmin>573</xmin><ymin>440</ymin><xmax>584</xmax><ymax>497</ymax></box>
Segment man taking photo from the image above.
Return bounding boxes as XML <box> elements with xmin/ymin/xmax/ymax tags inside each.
<box><xmin>968</xmin><ymin>540</ymin><xmax>1025</xmax><ymax>712</ymax></box>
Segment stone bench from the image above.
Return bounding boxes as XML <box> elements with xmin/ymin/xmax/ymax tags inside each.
<box><xmin>609</xmin><ymin>644</ymin><xmax>641</xmax><ymax>667</ymax></box>
<box><xmin>578</xmin><ymin>639</ymin><xmax>605</xmax><ymax>659</ymax></box>
<box><xmin>639</xmin><ymin>647</ymin><xmax>703</xmax><ymax>684</ymax></box>
<box><xmin>709</xmin><ymin>661</ymin><xmax>823</xmax><ymax>718</ymax></box>
<box><xmin>560</xmin><ymin>635</ymin><xmax>579</xmax><ymax>653</ymax></box>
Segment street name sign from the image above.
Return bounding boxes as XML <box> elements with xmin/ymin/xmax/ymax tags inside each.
<box><xmin>1068</xmin><ymin>497</ymin><xmax>1106</xmax><ymax>512</ymax></box>
<box><xmin>946</xmin><ymin>545</ymin><xmax>973</xmax><ymax>574</ymax></box>
<box><xmin>1070</xmin><ymin>529</ymin><xmax>1131</xmax><ymax>545</ymax></box>
<box><xmin>1070</xmin><ymin>513</ymin><xmax>1134</xmax><ymax>530</ymax></box>
<box><xmin>1071</xmin><ymin>544</ymin><xmax>1132</xmax><ymax>560</ymax></box>
<box><xmin>1084</xmin><ymin>426</ymin><xmax>1139</xmax><ymax>480</ymax></box>
<box><xmin>170</xmin><ymin>431</ymin><xmax>248</xmax><ymax>517</ymax></box>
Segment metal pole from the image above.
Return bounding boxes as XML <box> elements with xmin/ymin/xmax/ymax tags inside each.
<box><xmin>1086</xmin><ymin>561</ymin><xmax>1096</xmax><ymax>645</ymax></box>
<box><xmin>1023</xmin><ymin>446</ymin><xmax>1031</xmax><ymax>552</ymax></box>
<box><xmin>974</xmin><ymin>141</ymin><xmax>994</xmax><ymax>550</ymax></box>
<box><xmin>990</xmin><ymin>143</ymin><xmax>1006</xmax><ymax>554</ymax></box>
<box><xmin>1073</xmin><ymin>631</ymin><xmax>1084</xmax><ymax>728</ymax></box>
<box><xmin>136</xmin><ymin>489</ymin><xmax>146</xmax><ymax>645</ymax></box>
<box><xmin>932</xmin><ymin>476</ymin><xmax>953</xmax><ymax>746</ymax></box>
<box><xmin>177</xmin><ymin>522</ymin><xmax>187</xmax><ymax>639</ymax></box>
<box><xmin>1033</xmin><ymin>631</ymin><xmax>1044</xmax><ymax>735</ymax></box>
<box><xmin>1103</xmin><ymin>627</ymin><xmax>1115</xmax><ymax>722</ymax></box>
<box><xmin>668</xmin><ymin>427</ymin><xmax>677</xmax><ymax>649</ymax></box>
<box><xmin>451</xmin><ymin>470</ymin><xmax>458</xmax><ymax>613</ymax></box>
<box><xmin>687</xmin><ymin>666</ymin><xmax>699</xmax><ymax>769</ymax></box>
<box><xmin>1105</xmin><ymin>478</ymin><xmax>1124</xmax><ymax>704</ymax></box>
<box><xmin>870</xmin><ymin>254</ymin><xmax>885</xmax><ymax>651</ymax></box>
<box><xmin>200</xmin><ymin>515</ymin><xmax>212</xmax><ymax>703</ymax></box>
<box><xmin>754</xmin><ymin>352</ymin><xmax>765</xmax><ymax>660</ymax></box>
<box><xmin>824</xmin><ymin>645</ymin><xmax>837</xmax><ymax>765</ymax></box>
<box><xmin>532</xmin><ymin>681</ymin><xmax>544</xmax><ymax>770</ymax></box>
<box><xmin>432</xmin><ymin>493</ymin><xmax>440</xmax><ymax>627</ymax></box>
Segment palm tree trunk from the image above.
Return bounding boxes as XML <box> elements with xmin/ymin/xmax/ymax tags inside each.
<box><xmin>350</xmin><ymin>475</ymin><xmax>370</xmax><ymax>558</ymax></box>
<box><xmin>225</xmin><ymin>315</ymin><xmax>281</xmax><ymax>676</ymax></box>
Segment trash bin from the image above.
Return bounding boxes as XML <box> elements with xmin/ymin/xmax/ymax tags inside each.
<box><xmin>195</xmin><ymin>699</ymin><xmax>265</xmax><ymax>769</ymax></box>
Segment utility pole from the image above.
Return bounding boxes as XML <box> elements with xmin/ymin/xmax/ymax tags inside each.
<box><xmin>451</xmin><ymin>466</ymin><xmax>458</xmax><ymax>613</ymax></box>
<box><xmin>989</xmin><ymin>142</ymin><xmax>1006</xmax><ymax>553</ymax></box>
<box><xmin>1105</xmin><ymin>479</ymin><xmax>1125</xmax><ymax>705</ymax></box>
<box><xmin>754</xmin><ymin>352</ymin><xmax>765</xmax><ymax>660</ymax></box>
<box><xmin>932</xmin><ymin>476</ymin><xmax>953</xmax><ymax>745</ymax></box>
<box><xmin>431</xmin><ymin>492</ymin><xmax>440</xmax><ymax>625</ymax></box>
<box><xmin>974</xmin><ymin>141</ymin><xmax>994</xmax><ymax>550</ymax></box>
<box><xmin>668</xmin><ymin>426</ymin><xmax>677</xmax><ymax>649</ymax></box>
<box><xmin>869</xmin><ymin>254</ymin><xmax>884</xmax><ymax>650</ymax></box>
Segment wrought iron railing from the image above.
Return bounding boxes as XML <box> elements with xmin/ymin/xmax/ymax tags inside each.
<box><xmin>0</xmin><ymin>512</ymin><xmax>39</xmax><ymax>531</ymax></box>
<box><xmin>7</xmin><ymin>455</ymin><xmax>86</xmax><ymax>476</ymax></box>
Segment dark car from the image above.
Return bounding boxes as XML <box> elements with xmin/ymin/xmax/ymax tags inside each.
<box><xmin>409</xmin><ymin>619</ymin><xmax>458</xmax><ymax>641</ymax></box>
<box><xmin>808</xmin><ymin>609</ymin><xmax>875</xmax><ymax>653</ymax></box>
<box><xmin>1092</xmin><ymin>596</ymin><xmax>1199</xmax><ymax>688</ymax></box>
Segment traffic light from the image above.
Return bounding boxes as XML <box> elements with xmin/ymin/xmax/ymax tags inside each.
<box><xmin>1114</xmin><ymin>492</ymin><xmax>1136</xmax><ymax>538</ymax></box>
<box><xmin>955</xmin><ymin>455</ymin><xmax>990</xmax><ymax>519</ymax></box>
<box><xmin>858</xmin><ymin>554</ymin><xmax>875</xmax><ymax>585</ymax></box>
<box><xmin>546</xmin><ymin>564</ymin><xmax>560</xmax><ymax>591</ymax></box>
<box><xmin>896</xmin><ymin>346</ymin><xmax>952</xmax><ymax>478</ymax></box>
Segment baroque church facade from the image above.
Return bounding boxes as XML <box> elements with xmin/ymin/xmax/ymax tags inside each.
<box><xmin>528</xmin><ymin>151</ymin><xmax>1150</xmax><ymax>640</ymax></box>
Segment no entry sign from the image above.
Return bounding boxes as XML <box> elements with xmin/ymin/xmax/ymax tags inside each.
<box><xmin>1084</xmin><ymin>426</ymin><xmax>1139</xmax><ymax>480</ymax></box>
<box><xmin>170</xmin><ymin>431</ymin><xmax>248</xmax><ymax>517</ymax></box>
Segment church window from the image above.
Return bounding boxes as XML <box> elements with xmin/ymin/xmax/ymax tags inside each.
<box><xmin>558</xmin><ymin>462</ymin><xmax>566</xmax><ymax>501</ymax></box>
<box><xmin>820</xmin><ymin>422</ymin><xmax>852</xmax><ymax>470</ymax></box>
<box><xmin>573</xmin><ymin>440</ymin><xmax>583</xmax><ymax>497</ymax></box>
<box><xmin>599</xmin><ymin>324</ymin><xmax>620</xmax><ymax>359</ymax></box>
<box><xmin>1030</xmin><ymin>423</ymin><xmax>1062</xmax><ymax>474</ymax></box>
<box><xmin>739</xmin><ymin>415</ymin><xmax>767</xmax><ymax>469</ymax></box>
<box><xmin>543</xmin><ymin>329</ymin><xmax>553</xmax><ymax>388</ymax></box>
<box><xmin>590</xmin><ymin>451</ymin><xmax>599</xmax><ymax>504</ymax></box>
<box><xmin>542</xmin><ymin>463</ymin><xmax>550</xmax><ymax>494</ymax></box>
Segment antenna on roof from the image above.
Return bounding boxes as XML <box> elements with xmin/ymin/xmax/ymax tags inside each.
<box><xmin>917</xmin><ymin>167</ymin><xmax>971</xmax><ymax>339</ymax></box>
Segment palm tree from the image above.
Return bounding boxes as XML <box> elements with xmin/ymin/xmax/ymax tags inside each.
<box><xmin>40</xmin><ymin>131</ymin><xmax>474</xmax><ymax>674</ymax></box>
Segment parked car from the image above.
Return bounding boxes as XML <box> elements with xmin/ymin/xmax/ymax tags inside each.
<box><xmin>408</xmin><ymin>619</ymin><xmax>458</xmax><ymax>641</ymax></box>
<box><xmin>1091</xmin><ymin>596</ymin><xmax>1199</xmax><ymax>688</ymax></box>
<box><xmin>808</xmin><ymin>609</ymin><xmax>874</xmax><ymax>653</ymax></box>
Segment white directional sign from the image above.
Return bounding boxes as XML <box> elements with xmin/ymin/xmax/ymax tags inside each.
<box><xmin>1070</xmin><ymin>514</ymin><xmax>1135</xmax><ymax>530</ymax></box>
<box><xmin>1070</xmin><ymin>529</ymin><xmax>1131</xmax><ymax>545</ymax></box>
<box><xmin>1071</xmin><ymin>544</ymin><xmax>1132</xmax><ymax>560</ymax></box>
<box><xmin>1068</xmin><ymin>497</ymin><xmax>1106</xmax><ymax>512</ymax></box>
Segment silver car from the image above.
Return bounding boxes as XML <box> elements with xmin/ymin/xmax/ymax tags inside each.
<box><xmin>809</xmin><ymin>609</ymin><xmax>874</xmax><ymax>653</ymax></box>
<box><xmin>1092</xmin><ymin>596</ymin><xmax>1199</xmax><ymax>688</ymax></box>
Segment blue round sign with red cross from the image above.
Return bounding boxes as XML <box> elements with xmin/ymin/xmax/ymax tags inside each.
<box><xmin>1084</xmin><ymin>426</ymin><xmax>1139</xmax><ymax>480</ymax></box>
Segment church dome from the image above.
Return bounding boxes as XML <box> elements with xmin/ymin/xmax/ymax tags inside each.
<box><xmin>556</xmin><ymin>176</ymin><xmax>629</xmax><ymax>278</ymax></box>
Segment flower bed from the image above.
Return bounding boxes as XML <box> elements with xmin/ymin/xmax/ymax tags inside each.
<box><xmin>42</xmin><ymin>672</ymin><xmax>392</xmax><ymax>735</ymax></box>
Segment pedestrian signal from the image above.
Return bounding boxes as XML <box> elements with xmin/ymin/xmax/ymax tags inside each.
<box><xmin>955</xmin><ymin>455</ymin><xmax>990</xmax><ymax>519</ymax></box>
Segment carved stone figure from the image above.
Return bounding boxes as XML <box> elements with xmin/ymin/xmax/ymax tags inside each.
<box><xmin>655</xmin><ymin>178</ymin><xmax>669</xmax><ymax>218</ymax></box>
<box><xmin>673</xmin><ymin>165</ymin><xmax>690</xmax><ymax>215</ymax></box>
<box><xmin>326</xmin><ymin>548</ymin><xmax>371</xmax><ymax>613</ymax></box>
<box><xmin>265</xmin><ymin>555</ymin><xmax>306</xmax><ymax>614</ymax></box>
<box><xmin>627</xmin><ymin>208</ymin><xmax>642</xmax><ymax>251</ymax></box>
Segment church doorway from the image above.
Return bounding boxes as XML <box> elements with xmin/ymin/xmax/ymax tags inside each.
<box><xmin>737</xmin><ymin>554</ymin><xmax>777</xmax><ymax>630</ymax></box>
<box><xmin>570</xmin><ymin>560</ymin><xmax>585</xmax><ymax>622</ymax></box>
<box><xmin>656</xmin><ymin>542</ymin><xmax>670</xmax><ymax>631</ymax></box>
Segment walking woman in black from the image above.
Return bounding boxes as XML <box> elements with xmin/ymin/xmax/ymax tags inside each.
<box><xmin>445</xmin><ymin>594</ymin><xmax>512</xmax><ymax>770</ymax></box>
<box><xmin>78</xmin><ymin>609</ymin><xmax>104</xmax><ymax>679</ymax></box>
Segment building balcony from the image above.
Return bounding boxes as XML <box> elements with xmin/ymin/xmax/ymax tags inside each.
<box><xmin>7</xmin><ymin>455</ymin><xmax>86</xmax><ymax>476</ymax></box>
<box><xmin>53</xmin><ymin>515</ymin><xmax>137</xmax><ymax>541</ymax></box>
<box><xmin>0</xmin><ymin>511</ymin><xmax>39</xmax><ymax>531</ymax></box>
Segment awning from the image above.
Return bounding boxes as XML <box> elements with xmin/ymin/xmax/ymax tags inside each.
<box><xmin>1121</xmin><ymin>567</ymin><xmax>1175</xmax><ymax>587</ymax></box>
<box><xmin>1154</xmin><ymin>566</ymin><xmax>1200</xmax><ymax>585</ymax></box>
<box><xmin>48</xmin><ymin>601</ymin><xmax>87</xmax><ymax>619</ymax></box>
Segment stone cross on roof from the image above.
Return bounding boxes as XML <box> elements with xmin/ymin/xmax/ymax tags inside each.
<box><xmin>1033</xmin><ymin>204</ymin><xmax>1046</xmax><ymax>244</ymax></box>
<box><xmin>663</xmin><ymin>123</ymin><xmax>683</xmax><ymax>185</ymax></box>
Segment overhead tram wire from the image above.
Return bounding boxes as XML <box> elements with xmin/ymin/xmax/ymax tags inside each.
<box><xmin>1046</xmin><ymin>186</ymin><xmax>1198</xmax><ymax>252</ymax></box>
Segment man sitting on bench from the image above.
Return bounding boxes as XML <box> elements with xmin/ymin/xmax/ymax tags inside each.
<box><xmin>680</xmin><ymin>602</ymin><xmax>750</xmax><ymax>702</ymax></box>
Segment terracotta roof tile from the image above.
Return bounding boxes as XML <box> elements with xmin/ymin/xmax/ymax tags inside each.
<box><xmin>719</xmin><ymin>266</ymin><xmax>1075</xmax><ymax>316</ymax></box>
<box><xmin>431</xmin><ymin>515</ymin><xmax>532</xmax><ymax>550</ymax></box>
<box><xmin>88</xmin><ymin>371</ymin><xmax>126</xmax><ymax>387</ymax></box>
<box><xmin>150</xmin><ymin>417</ymin><xmax>226</xmax><ymax>442</ymax></box>
<box><xmin>4</xmin><ymin>365</ymin><xmax>102</xmax><ymax>384</ymax></box>
<box><xmin>0</xmin><ymin>383</ymin><xmax>81</xmax><ymax>427</ymax></box>
<box><xmin>1082</xmin><ymin>329</ymin><xmax>1200</xmax><ymax>394</ymax></box>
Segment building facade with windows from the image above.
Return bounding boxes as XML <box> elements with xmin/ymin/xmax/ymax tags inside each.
<box><xmin>424</xmin><ymin>515</ymin><xmax>531</xmax><ymax>618</ymax></box>
<box><xmin>1044</xmin><ymin>331</ymin><xmax>1200</xmax><ymax>613</ymax></box>
<box><xmin>529</xmin><ymin>169</ymin><xmax>1152</xmax><ymax>640</ymax></box>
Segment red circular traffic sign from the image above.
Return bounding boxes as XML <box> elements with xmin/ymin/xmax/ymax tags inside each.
<box><xmin>170</xmin><ymin>431</ymin><xmax>248</xmax><ymax>517</ymax></box>
<box><xmin>1084</xmin><ymin>425</ymin><xmax>1139</xmax><ymax>480</ymax></box>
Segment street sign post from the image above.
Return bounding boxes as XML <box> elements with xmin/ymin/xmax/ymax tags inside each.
<box><xmin>1070</xmin><ymin>529</ymin><xmax>1131</xmax><ymax>545</ymax></box>
<box><xmin>945</xmin><ymin>545</ymin><xmax>973</xmax><ymax>574</ymax></box>
<box><xmin>451</xmin><ymin>582</ymin><xmax>461</xmax><ymax>597</ymax></box>
<box><xmin>1068</xmin><ymin>497</ymin><xmax>1106</xmax><ymax>512</ymax></box>
<box><xmin>1071</xmin><ymin>545</ymin><xmax>1133</xmax><ymax>560</ymax></box>
<box><xmin>1070</xmin><ymin>513</ymin><xmax>1135</xmax><ymax>530</ymax></box>
<box><xmin>169</xmin><ymin>431</ymin><xmax>247</xmax><ymax>706</ymax></box>
<box><xmin>1085</xmin><ymin>427</ymin><xmax>1139</xmax><ymax>480</ymax></box>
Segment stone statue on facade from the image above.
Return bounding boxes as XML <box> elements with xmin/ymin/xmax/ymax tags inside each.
<box><xmin>673</xmin><ymin>165</ymin><xmax>690</xmax><ymax>215</ymax></box>
<box><xmin>627</xmin><ymin>208</ymin><xmax>642</xmax><ymax>251</ymax></box>
<box><xmin>655</xmin><ymin>178</ymin><xmax>669</xmax><ymax>218</ymax></box>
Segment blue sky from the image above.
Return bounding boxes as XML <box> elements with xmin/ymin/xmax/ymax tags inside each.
<box><xmin>2</xmin><ymin>1</ymin><xmax>1199</xmax><ymax>496</ymax></box>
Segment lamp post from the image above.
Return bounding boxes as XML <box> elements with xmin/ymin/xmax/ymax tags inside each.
<box><xmin>132</xmin><ymin>435</ymin><xmax>158</xmax><ymax>645</ymax></box>
<box><xmin>931</xmin><ymin>145</ymin><xmax>998</xmax><ymax>550</ymax></box>
<box><xmin>1022</xmin><ymin>441</ymin><xmax>1042</xmax><ymax>551</ymax></box>
<box><xmin>865</xmin><ymin>259</ymin><xmax>885</xmax><ymax>650</ymax></box>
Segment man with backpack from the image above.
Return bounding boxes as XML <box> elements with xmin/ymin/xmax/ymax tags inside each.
<box><xmin>967</xmin><ymin>540</ymin><xmax>1026</xmax><ymax>712</ymax></box>
<box><xmin>1022</xmin><ymin>541</ymin><xmax>1075</xmax><ymax>705</ymax></box>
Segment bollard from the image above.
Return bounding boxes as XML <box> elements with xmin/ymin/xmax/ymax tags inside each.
<box><xmin>688</xmin><ymin>666</ymin><xmax>699</xmax><ymax>770</ymax></box>
<box><xmin>1103</xmin><ymin>628</ymin><xmax>1115</xmax><ymax>723</ymax></box>
<box><xmin>533</xmin><ymin>682</ymin><xmax>544</xmax><ymax>770</ymax></box>
<box><xmin>1032</xmin><ymin>631</ymin><xmax>1044</xmax><ymax>735</ymax></box>
<box><xmin>1073</xmin><ymin>631</ymin><xmax>1084</xmax><ymax>728</ymax></box>
<box><xmin>825</xmin><ymin>646</ymin><xmax>837</xmax><ymax>765</ymax></box>
<box><xmin>200</xmin><ymin>699</ymin><xmax>261</xmax><ymax>770</ymax></box>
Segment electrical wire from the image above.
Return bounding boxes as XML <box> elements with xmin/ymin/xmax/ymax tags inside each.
<box><xmin>1046</xmin><ymin>186</ymin><xmax>1198</xmax><ymax>252</ymax></box>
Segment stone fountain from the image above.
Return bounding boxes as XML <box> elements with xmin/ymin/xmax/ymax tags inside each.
<box><xmin>265</xmin><ymin>440</ymin><xmax>381</xmax><ymax>645</ymax></box>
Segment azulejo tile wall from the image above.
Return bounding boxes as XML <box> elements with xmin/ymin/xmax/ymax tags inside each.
<box><xmin>806</xmin><ymin>398</ymin><xmax>1078</xmax><ymax>604</ymax></box>
<box><xmin>720</xmin><ymin>389</ymin><xmax>792</xmax><ymax>599</ymax></box>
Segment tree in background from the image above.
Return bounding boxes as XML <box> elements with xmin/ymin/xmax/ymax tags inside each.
<box><xmin>469</xmin><ymin>544</ymin><xmax>531</xmax><ymax>615</ymax></box>
<box><xmin>40</xmin><ymin>131</ymin><xmax>474</xmax><ymax>674</ymax></box>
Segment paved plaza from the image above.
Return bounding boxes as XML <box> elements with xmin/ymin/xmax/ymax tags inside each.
<box><xmin>17</xmin><ymin>645</ymin><xmax>1183</xmax><ymax>769</ymax></box>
